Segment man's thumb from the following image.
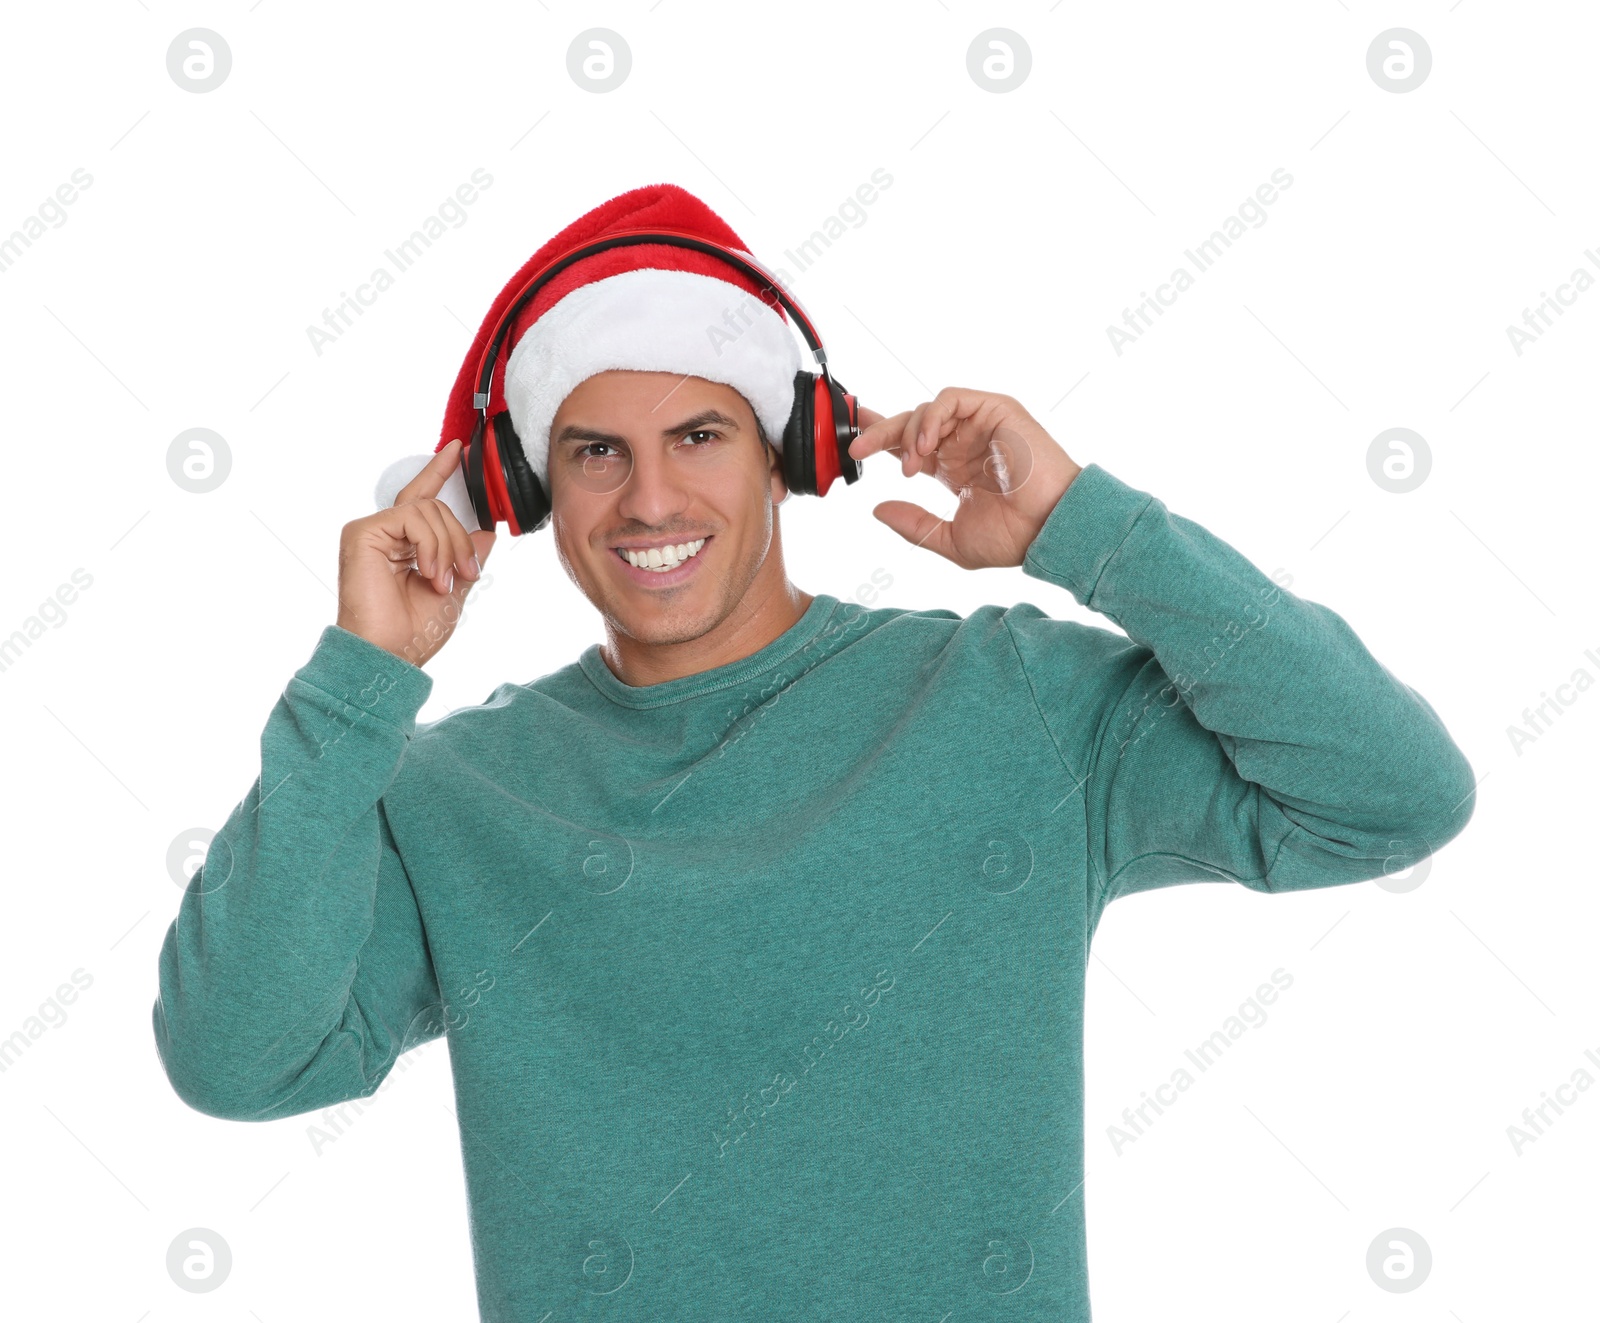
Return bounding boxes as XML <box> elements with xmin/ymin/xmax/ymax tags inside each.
<box><xmin>873</xmin><ymin>501</ymin><xmax>950</xmax><ymax>558</ymax></box>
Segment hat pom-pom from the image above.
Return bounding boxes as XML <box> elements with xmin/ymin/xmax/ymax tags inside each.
<box><xmin>373</xmin><ymin>453</ymin><xmax>484</xmax><ymax>533</ymax></box>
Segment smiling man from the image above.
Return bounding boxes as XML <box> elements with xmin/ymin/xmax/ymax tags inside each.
<box><xmin>547</xmin><ymin>369</ymin><xmax>812</xmax><ymax>685</ymax></box>
<box><xmin>154</xmin><ymin>184</ymin><xmax>1478</xmax><ymax>1322</ymax></box>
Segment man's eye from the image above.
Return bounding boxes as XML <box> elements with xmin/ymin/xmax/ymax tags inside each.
<box><xmin>578</xmin><ymin>442</ymin><xmax>620</xmax><ymax>460</ymax></box>
<box><xmin>684</xmin><ymin>430</ymin><xmax>719</xmax><ymax>446</ymax></box>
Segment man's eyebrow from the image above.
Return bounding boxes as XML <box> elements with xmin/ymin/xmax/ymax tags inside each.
<box><xmin>551</xmin><ymin>409</ymin><xmax>743</xmax><ymax>450</ymax></box>
<box><xmin>660</xmin><ymin>409</ymin><xmax>741</xmax><ymax>438</ymax></box>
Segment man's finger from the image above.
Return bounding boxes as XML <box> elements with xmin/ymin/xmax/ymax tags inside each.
<box><xmin>396</xmin><ymin>438</ymin><xmax>463</xmax><ymax>505</ymax></box>
<box><xmin>848</xmin><ymin>410</ymin><xmax>913</xmax><ymax>460</ymax></box>
<box><xmin>912</xmin><ymin>396</ymin><xmax>966</xmax><ymax>455</ymax></box>
<box><xmin>900</xmin><ymin>400</ymin><xmax>952</xmax><ymax>474</ymax></box>
<box><xmin>872</xmin><ymin>500</ymin><xmax>958</xmax><ymax>563</ymax></box>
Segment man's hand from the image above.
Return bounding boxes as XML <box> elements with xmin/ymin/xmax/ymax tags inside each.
<box><xmin>846</xmin><ymin>387</ymin><xmax>1083</xmax><ymax>569</ymax></box>
<box><xmin>336</xmin><ymin>438</ymin><xmax>497</xmax><ymax>668</ymax></box>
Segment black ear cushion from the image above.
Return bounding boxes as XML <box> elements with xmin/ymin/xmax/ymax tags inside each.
<box><xmin>494</xmin><ymin>411</ymin><xmax>551</xmax><ymax>533</ymax></box>
<box><xmin>781</xmin><ymin>369</ymin><xmax>816</xmax><ymax>496</ymax></box>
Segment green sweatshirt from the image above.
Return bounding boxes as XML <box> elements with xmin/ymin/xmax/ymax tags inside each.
<box><xmin>154</xmin><ymin>462</ymin><xmax>1476</xmax><ymax>1321</ymax></box>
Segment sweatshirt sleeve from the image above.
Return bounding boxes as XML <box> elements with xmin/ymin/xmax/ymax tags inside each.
<box><xmin>153</xmin><ymin>625</ymin><xmax>445</xmax><ymax>1122</ymax></box>
<box><xmin>1002</xmin><ymin>462</ymin><xmax>1478</xmax><ymax>918</ymax></box>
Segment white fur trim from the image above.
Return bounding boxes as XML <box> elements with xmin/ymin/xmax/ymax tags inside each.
<box><xmin>502</xmin><ymin>267</ymin><xmax>800</xmax><ymax>487</ymax></box>
<box><xmin>374</xmin><ymin>453</ymin><xmax>484</xmax><ymax>532</ymax></box>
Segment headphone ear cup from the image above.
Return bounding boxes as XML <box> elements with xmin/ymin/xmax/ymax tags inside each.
<box><xmin>826</xmin><ymin>375</ymin><xmax>862</xmax><ymax>489</ymax></box>
<box><xmin>781</xmin><ymin>369</ymin><xmax>817</xmax><ymax>496</ymax></box>
<box><xmin>806</xmin><ymin>373</ymin><xmax>861</xmax><ymax>496</ymax></box>
<box><xmin>463</xmin><ymin>414</ymin><xmax>496</xmax><ymax>532</ymax></box>
<box><xmin>494</xmin><ymin>411</ymin><xmax>551</xmax><ymax>534</ymax></box>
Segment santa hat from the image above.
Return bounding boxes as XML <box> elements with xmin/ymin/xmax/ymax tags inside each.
<box><xmin>374</xmin><ymin>183</ymin><xmax>802</xmax><ymax>532</ymax></box>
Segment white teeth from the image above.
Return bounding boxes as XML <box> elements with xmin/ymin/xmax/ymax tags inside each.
<box><xmin>617</xmin><ymin>538</ymin><xmax>706</xmax><ymax>571</ymax></box>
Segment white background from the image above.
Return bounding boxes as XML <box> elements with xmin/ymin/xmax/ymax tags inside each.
<box><xmin>2</xmin><ymin>1</ymin><xmax>1595</xmax><ymax>1318</ymax></box>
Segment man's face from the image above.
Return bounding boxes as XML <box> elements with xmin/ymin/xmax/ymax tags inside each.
<box><xmin>547</xmin><ymin>370</ymin><xmax>790</xmax><ymax>647</ymax></box>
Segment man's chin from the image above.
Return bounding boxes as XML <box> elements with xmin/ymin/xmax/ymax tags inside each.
<box><xmin>600</xmin><ymin>586</ymin><xmax>721</xmax><ymax>647</ymax></box>
<box><xmin>618</xmin><ymin>613</ymin><xmax>721</xmax><ymax>651</ymax></box>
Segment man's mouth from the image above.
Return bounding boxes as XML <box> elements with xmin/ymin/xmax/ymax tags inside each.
<box><xmin>611</xmin><ymin>537</ymin><xmax>710</xmax><ymax>574</ymax></box>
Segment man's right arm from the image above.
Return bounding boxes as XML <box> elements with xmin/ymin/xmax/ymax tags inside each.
<box><xmin>153</xmin><ymin>625</ymin><xmax>445</xmax><ymax>1122</ymax></box>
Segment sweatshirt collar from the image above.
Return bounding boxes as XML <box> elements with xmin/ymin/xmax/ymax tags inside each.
<box><xmin>577</xmin><ymin>593</ymin><xmax>842</xmax><ymax>709</ymax></box>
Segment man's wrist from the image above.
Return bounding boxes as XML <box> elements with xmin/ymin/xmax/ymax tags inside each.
<box><xmin>1021</xmin><ymin>463</ymin><xmax>1155</xmax><ymax>606</ymax></box>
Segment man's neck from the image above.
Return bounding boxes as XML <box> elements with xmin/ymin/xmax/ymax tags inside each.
<box><xmin>600</xmin><ymin>583</ymin><xmax>815</xmax><ymax>688</ymax></box>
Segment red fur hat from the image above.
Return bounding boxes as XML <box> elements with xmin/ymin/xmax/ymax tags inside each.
<box><xmin>374</xmin><ymin>183</ymin><xmax>801</xmax><ymax>531</ymax></box>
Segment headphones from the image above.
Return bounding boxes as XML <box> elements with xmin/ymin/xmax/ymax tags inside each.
<box><xmin>460</xmin><ymin>229</ymin><xmax>863</xmax><ymax>536</ymax></box>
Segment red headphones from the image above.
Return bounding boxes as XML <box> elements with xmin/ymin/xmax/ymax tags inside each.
<box><xmin>459</xmin><ymin>229</ymin><xmax>863</xmax><ymax>535</ymax></box>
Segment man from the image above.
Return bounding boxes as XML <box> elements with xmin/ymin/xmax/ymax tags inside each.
<box><xmin>154</xmin><ymin>184</ymin><xmax>1477</xmax><ymax>1322</ymax></box>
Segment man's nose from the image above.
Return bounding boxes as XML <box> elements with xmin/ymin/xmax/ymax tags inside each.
<box><xmin>614</xmin><ymin>445</ymin><xmax>691</xmax><ymax>521</ymax></box>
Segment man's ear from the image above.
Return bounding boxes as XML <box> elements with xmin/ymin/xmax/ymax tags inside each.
<box><xmin>767</xmin><ymin>437</ymin><xmax>791</xmax><ymax>506</ymax></box>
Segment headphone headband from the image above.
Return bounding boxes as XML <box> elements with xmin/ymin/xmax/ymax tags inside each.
<box><xmin>471</xmin><ymin>229</ymin><xmax>831</xmax><ymax>420</ymax></box>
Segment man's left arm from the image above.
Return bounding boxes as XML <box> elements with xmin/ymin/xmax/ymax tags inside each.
<box><xmin>1009</xmin><ymin>461</ymin><xmax>1477</xmax><ymax>911</ymax></box>
<box><xmin>849</xmin><ymin>389</ymin><xmax>1479</xmax><ymax>912</ymax></box>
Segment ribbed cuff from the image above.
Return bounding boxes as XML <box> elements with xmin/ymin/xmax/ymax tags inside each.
<box><xmin>293</xmin><ymin>625</ymin><xmax>435</xmax><ymax>735</ymax></box>
<box><xmin>1021</xmin><ymin>463</ymin><xmax>1155</xmax><ymax>607</ymax></box>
